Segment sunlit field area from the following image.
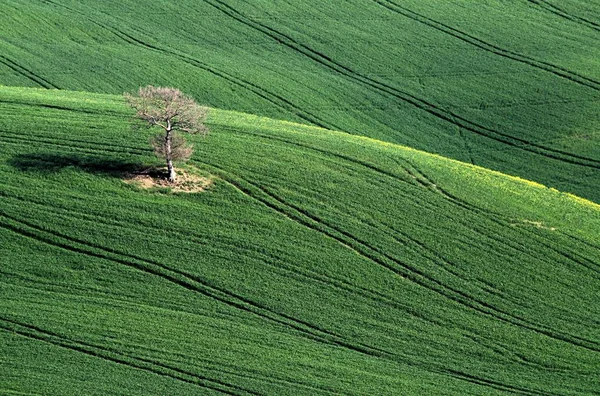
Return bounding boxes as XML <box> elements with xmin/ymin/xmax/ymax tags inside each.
<box><xmin>1</xmin><ymin>0</ymin><xmax>599</xmax><ymax>394</ymax></box>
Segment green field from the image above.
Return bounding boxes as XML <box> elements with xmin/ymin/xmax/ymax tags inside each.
<box><xmin>0</xmin><ymin>0</ymin><xmax>599</xmax><ymax>201</ymax></box>
<box><xmin>1</xmin><ymin>86</ymin><xmax>599</xmax><ymax>394</ymax></box>
<box><xmin>1</xmin><ymin>0</ymin><xmax>600</xmax><ymax>394</ymax></box>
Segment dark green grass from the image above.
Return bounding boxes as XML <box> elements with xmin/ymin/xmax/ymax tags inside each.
<box><xmin>1</xmin><ymin>87</ymin><xmax>599</xmax><ymax>395</ymax></box>
<box><xmin>0</xmin><ymin>0</ymin><xmax>598</xmax><ymax>201</ymax></box>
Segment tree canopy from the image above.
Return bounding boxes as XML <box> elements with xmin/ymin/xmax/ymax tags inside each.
<box><xmin>125</xmin><ymin>86</ymin><xmax>208</xmax><ymax>183</ymax></box>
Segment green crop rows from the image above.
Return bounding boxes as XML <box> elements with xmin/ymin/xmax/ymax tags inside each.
<box><xmin>1</xmin><ymin>87</ymin><xmax>599</xmax><ymax>394</ymax></box>
<box><xmin>0</xmin><ymin>0</ymin><xmax>598</xmax><ymax>201</ymax></box>
<box><xmin>1</xmin><ymin>0</ymin><xmax>599</xmax><ymax>394</ymax></box>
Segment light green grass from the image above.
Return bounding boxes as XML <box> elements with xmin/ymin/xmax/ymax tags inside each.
<box><xmin>1</xmin><ymin>87</ymin><xmax>599</xmax><ymax>395</ymax></box>
<box><xmin>0</xmin><ymin>0</ymin><xmax>598</xmax><ymax>201</ymax></box>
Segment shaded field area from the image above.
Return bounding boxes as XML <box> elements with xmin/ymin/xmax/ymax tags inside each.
<box><xmin>0</xmin><ymin>0</ymin><xmax>599</xmax><ymax>200</ymax></box>
<box><xmin>1</xmin><ymin>87</ymin><xmax>599</xmax><ymax>395</ymax></box>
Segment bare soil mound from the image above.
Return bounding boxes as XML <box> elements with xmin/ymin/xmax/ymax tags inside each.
<box><xmin>123</xmin><ymin>166</ymin><xmax>212</xmax><ymax>193</ymax></box>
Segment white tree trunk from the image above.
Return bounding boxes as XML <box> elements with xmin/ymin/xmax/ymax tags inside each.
<box><xmin>167</xmin><ymin>158</ymin><xmax>176</xmax><ymax>183</ymax></box>
<box><xmin>165</xmin><ymin>126</ymin><xmax>176</xmax><ymax>183</ymax></box>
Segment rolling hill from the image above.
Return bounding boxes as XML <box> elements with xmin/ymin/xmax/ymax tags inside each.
<box><xmin>0</xmin><ymin>0</ymin><xmax>599</xmax><ymax>201</ymax></box>
<box><xmin>1</xmin><ymin>86</ymin><xmax>599</xmax><ymax>395</ymax></box>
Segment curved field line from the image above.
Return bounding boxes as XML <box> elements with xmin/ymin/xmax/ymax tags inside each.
<box><xmin>526</xmin><ymin>0</ymin><xmax>600</xmax><ymax>32</ymax></box>
<box><xmin>3</xmin><ymin>115</ymin><xmax>598</xmax><ymax>287</ymax></box>
<box><xmin>399</xmin><ymin>159</ymin><xmax>600</xmax><ymax>290</ymax></box>
<box><xmin>0</xmin><ymin>318</ymin><xmax>250</xmax><ymax>396</ymax></box>
<box><xmin>217</xmin><ymin>128</ymin><xmax>600</xmax><ymax>284</ymax></box>
<box><xmin>200</xmin><ymin>0</ymin><xmax>600</xmax><ymax>170</ymax></box>
<box><xmin>218</xmin><ymin>128</ymin><xmax>600</xmax><ymax>318</ymax></box>
<box><xmin>0</xmin><ymin>131</ymin><xmax>146</xmax><ymax>157</ymax></box>
<box><xmin>126</xmin><ymin>338</ymin><xmax>349</xmax><ymax>396</ymax></box>
<box><xmin>1</xmin><ymin>167</ymin><xmax>566</xmax><ymax>393</ymax></box>
<box><xmin>0</xmin><ymin>98</ymin><xmax>129</xmax><ymax>117</ymax></box>
<box><xmin>338</xmin><ymin>202</ymin><xmax>572</xmax><ymax>343</ymax></box>
<box><xmin>402</xmin><ymin>158</ymin><xmax>600</xmax><ymax>274</ymax></box>
<box><xmin>2</xmin><ymin>313</ymin><xmax>347</xmax><ymax>395</ymax></box>
<box><xmin>375</xmin><ymin>0</ymin><xmax>600</xmax><ymax>88</ymax></box>
<box><xmin>208</xmin><ymin>160</ymin><xmax>600</xmax><ymax>353</ymax></box>
<box><xmin>385</xmin><ymin>214</ymin><xmax>600</xmax><ymax>330</ymax></box>
<box><xmin>3</xmin><ymin>251</ymin><xmax>536</xmax><ymax>375</ymax></box>
<box><xmin>216</xmin><ymin>125</ymin><xmax>415</xmax><ymax>186</ymax></box>
<box><xmin>0</xmin><ymin>56</ymin><xmax>60</xmax><ymax>89</ymax></box>
<box><xmin>37</xmin><ymin>0</ymin><xmax>341</xmax><ymax>131</ymax></box>
<box><xmin>0</xmin><ymin>128</ymin><xmax>149</xmax><ymax>156</ymax></box>
<box><xmin>0</xmin><ymin>217</ymin><xmax>455</xmax><ymax>392</ymax></box>
<box><xmin>109</xmin><ymin>28</ymin><xmax>338</xmax><ymax>131</ymax></box>
<box><xmin>0</xmin><ymin>134</ymin><xmax>133</xmax><ymax>156</ymax></box>
<box><xmin>0</xmin><ymin>315</ymin><xmax>543</xmax><ymax>395</ymax></box>
<box><xmin>0</xmin><ymin>186</ymin><xmax>443</xmax><ymax>333</ymax></box>
<box><xmin>201</xmin><ymin>165</ymin><xmax>563</xmax><ymax>396</ymax></box>
<box><xmin>0</xmin><ymin>211</ymin><xmax>398</xmax><ymax>363</ymax></box>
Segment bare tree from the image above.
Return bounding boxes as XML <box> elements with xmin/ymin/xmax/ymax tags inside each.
<box><xmin>125</xmin><ymin>86</ymin><xmax>208</xmax><ymax>183</ymax></box>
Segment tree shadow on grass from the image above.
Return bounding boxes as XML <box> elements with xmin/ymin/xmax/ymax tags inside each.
<box><xmin>9</xmin><ymin>152</ymin><xmax>159</xmax><ymax>178</ymax></box>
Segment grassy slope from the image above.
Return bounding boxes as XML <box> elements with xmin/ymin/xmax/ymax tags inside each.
<box><xmin>0</xmin><ymin>0</ymin><xmax>599</xmax><ymax>201</ymax></box>
<box><xmin>1</xmin><ymin>86</ymin><xmax>599</xmax><ymax>395</ymax></box>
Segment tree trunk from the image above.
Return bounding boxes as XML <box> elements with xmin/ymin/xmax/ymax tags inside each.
<box><xmin>165</xmin><ymin>127</ymin><xmax>176</xmax><ymax>183</ymax></box>
<box><xmin>167</xmin><ymin>158</ymin><xmax>176</xmax><ymax>183</ymax></box>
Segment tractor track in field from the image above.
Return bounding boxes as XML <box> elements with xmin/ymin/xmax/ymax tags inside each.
<box><xmin>1</xmin><ymin>276</ymin><xmax>284</xmax><ymax>334</ymax></box>
<box><xmin>208</xmin><ymin>130</ymin><xmax>599</xmax><ymax>330</ymax></box>
<box><xmin>398</xmin><ymin>157</ymin><xmax>600</xmax><ymax>280</ymax></box>
<box><xmin>107</xmin><ymin>29</ymin><xmax>338</xmax><ymax>131</ymax></box>
<box><xmin>374</xmin><ymin>0</ymin><xmax>600</xmax><ymax>88</ymax></box>
<box><xmin>525</xmin><ymin>0</ymin><xmax>600</xmax><ymax>32</ymax></box>
<box><xmin>0</xmin><ymin>134</ymin><xmax>133</xmax><ymax>157</ymax></box>
<box><xmin>0</xmin><ymin>128</ymin><xmax>149</xmax><ymax>156</ymax></box>
<box><xmin>220</xmin><ymin>126</ymin><xmax>600</xmax><ymax>287</ymax></box>
<box><xmin>0</xmin><ymin>98</ymin><xmax>128</xmax><ymax>117</ymax></box>
<box><xmin>1</xmin><ymin>208</ymin><xmax>542</xmax><ymax>395</ymax></box>
<box><xmin>0</xmin><ymin>210</ymin><xmax>405</xmax><ymax>367</ymax></box>
<box><xmin>188</xmin><ymin>164</ymin><xmax>574</xmax><ymax>394</ymax></box>
<box><xmin>561</xmin><ymin>231</ymin><xmax>600</xmax><ymax>253</ymax></box>
<box><xmin>0</xmin><ymin>55</ymin><xmax>59</xmax><ymax>90</ymax></box>
<box><xmin>462</xmin><ymin>332</ymin><xmax>564</xmax><ymax>372</ymax></box>
<box><xmin>403</xmin><ymin>173</ymin><xmax>600</xmax><ymax>323</ymax></box>
<box><xmin>0</xmin><ymin>170</ymin><xmax>418</xmax><ymax>324</ymax></box>
<box><xmin>0</xmin><ymin>311</ymin><xmax>549</xmax><ymax>396</ymax></box>
<box><xmin>208</xmin><ymin>146</ymin><xmax>486</xmax><ymax>302</ymax></box>
<box><xmin>37</xmin><ymin>0</ymin><xmax>341</xmax><ymax>132</ymax></box>
<box><xmin>0</xmin><ymin>269</ymin><xmax>117</xmax><ymax>298</ymax></box>
<box><xmin>0</xmin><ymin>187</ymin><xmax>447</xmax><ymax>333</ymax></box>
<box><xmin>201</xmin><ymin>0</ymin><xmax>600</xmax><ymax>171</ymax></box>
<box><xmin>334</xmin><ymin>204</ymin><xmax>585</xmax><ymax>364</ymax></box>
<box><xmin>1</xmin><ymin>127</ymin><xmax>584</xmax><ymax>394</ymax></box>
<box><xmin>414</xmin><ymin>164</ymin><xmax>600</xmax><ymax>279</ymax></box>
<box><xmin>6</xmin><ymin>118</ymin><xmax>597</xmax><ymax>317</ymax></box>
<box><xmin>0</xmin><ymin>132</ymin><xmax>147</xmax><ymax>158</ymax></box>
<box><xmin>206</xmin><ymin>161</ymin><xmax>600</xmax><ymax>355</ymax></box>
<box><xmin>0</xmin><ymin>317</ymin><xmax>254</xmax><ymax>396</ymax></box>
<box><xmin>28</xmin><ymin>0</ymin><xmax>600</xmax><ymax>172</ymax></box>
<box><xmin>129</xmin><ymin>342</ymin><xmax>349</xmax><ymax>396</ymax></box>
<box><xmin>1</xmin><ymin>312</ymin><xmax>346</xmax><ymax>396</ymax></box>
<box><xmin>1</xmin><ymin>203</ymin><xmax>586</xmax><ymax>394</ymax></box>
<box><xmin>457</xmin><ymin>128</ymin><xmax>476</xmax><ymax>165</ymax></box>
<box><xmin>217</xmin><ymin>125</ymin><xmax>415</xmax><ymax>186</ymax></box>
<box><xmin>192</xmin><ymin>164</ymin><xmax>567</xmax><ymax>396</ymax></box>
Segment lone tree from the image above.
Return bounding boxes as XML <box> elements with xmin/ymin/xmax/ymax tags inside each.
<box><xmin>125</xmin><ymin>86</ymin><xmax>208</xmax><ymax>183</ymax></box>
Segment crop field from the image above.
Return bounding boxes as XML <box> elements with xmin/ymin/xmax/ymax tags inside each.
<box><xmin>0</xmin><ymin>0</ymin><xmax>599</xmax><ymax>201</ymax></box>
<box><xmin>1</xmin><ymin>87</ymin><xmax>599</xmax><ymax>394</ymax></box>
<box><xmin>1</xmin><ymin>0</ymin><xmax>600</xmax><ymax>394</ymax></box>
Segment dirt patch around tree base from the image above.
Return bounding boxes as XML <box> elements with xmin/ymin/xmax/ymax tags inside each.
<box><xmin>123</xmin><ymin>166</ymin><xmax>213</xmax><ymax>193</ymax></box>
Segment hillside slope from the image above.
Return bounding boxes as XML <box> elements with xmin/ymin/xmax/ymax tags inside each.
<box><xmin>0</xmin><ymin>0</ymin><xmax>598</xmax><ymax>201</ymax></box>
<box><xmin>1</xmin><ymin>87</ymin><xmax>599</xmax><ymax>395</ymax></box>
